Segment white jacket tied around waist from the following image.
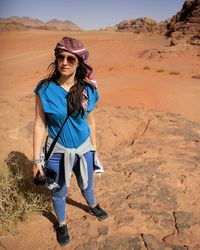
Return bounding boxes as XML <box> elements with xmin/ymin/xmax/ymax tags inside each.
<box><xmin>45</xmin><ymin>136</ymin><xmax>104</xmax><ymax>189</ymax></box>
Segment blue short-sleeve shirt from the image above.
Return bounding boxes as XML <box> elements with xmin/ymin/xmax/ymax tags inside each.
<box><xmin>34</xmin><ymin>81</ymin><xmax>99</xmax><ymax>148</ymax></box>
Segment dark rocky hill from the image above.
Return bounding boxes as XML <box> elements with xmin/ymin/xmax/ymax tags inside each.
<box><xmin>166</xmin><ymin>0</ymin><xmax>200</xmax><ymax>45</ymax></box>
<box><xmin>116</xmin><ymin>17</ymin><xmax>169</xmax><ymax>34</ymax></box>
<box><xmin>114</xmin><ymin>0</ymin><xmax>200</xmax><ymax>46</ymax></box>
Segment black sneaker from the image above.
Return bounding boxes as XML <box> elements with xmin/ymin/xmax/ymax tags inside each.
<box><xmin>89</xmin><ymin>204</ymin><xmax>108</xmax><ymax>221</ymax></box>
<box><xmin>56</xmin><ymin>224</ymin><xmax>70</xmax><ymax>247</ymax></box>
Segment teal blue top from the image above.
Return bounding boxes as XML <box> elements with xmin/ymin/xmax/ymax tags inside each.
<box><xmin>34</xmin><ymin>81</ymin><xmax>99</xmax><ymax>149</ymax></box>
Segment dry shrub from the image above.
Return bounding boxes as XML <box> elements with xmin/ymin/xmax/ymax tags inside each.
<box><xmin>157</xmin><ymin>69</ymin><xmax>164</xmax><ymax>73</ymax></box>
<box><xmin>0</xmin><ymin>151</ymin><xmax>51</xmax><ymax>235</ymax></box>
<box><xmin>192</xmin><ymin>74</ymin><xmax>200</xmax><ymax>79</ymax></box>
<box><xmin>170</xmin><ymin>71</ymin><xmax>180</xmax><ymax>75</ymax></box>
<box><xmin>143</xmin><ymin>65</ymin><xmax>150</xmax><ymax>70</ymax></box>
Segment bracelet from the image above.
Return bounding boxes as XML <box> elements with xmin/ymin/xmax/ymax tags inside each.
<box><xmin>32</xmin><ymin>159</ymin><xmax>41</xmax><ymax>164</ymax></box>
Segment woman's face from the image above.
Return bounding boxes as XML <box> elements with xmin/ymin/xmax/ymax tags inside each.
<box><xmin>56</xmin><ymin>51</ymin><xmax>79</xmax><ymax>77</ymax></box>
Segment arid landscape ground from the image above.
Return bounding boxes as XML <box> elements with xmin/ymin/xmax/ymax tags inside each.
<box><xmin>0</xmin><ymin>25</ymin><xmax>200</xmax><ymax>249</ymax></box>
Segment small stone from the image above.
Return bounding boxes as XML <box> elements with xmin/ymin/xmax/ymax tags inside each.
<box><xmin>99</xmin><ymin>236</ymin><xmax>141</xmax><ymax>250</ymax></box>
<box><xmin>114</xmin><ymin>214</ymin><xmax>135</xmax><ymax>225</ymax></box>
<box><xmin>165</xmin><ymin>243</ymin><xmax>188</xmax><ymax>250</ymax></box>
<box><xmin>170</xmin><ymin>39</ymin><xmax>176</xmax><ymax>46</ymax></box>
<box><xmin>131</xmin><ymin>236</ymin><xmax>144</xmax><ymax>250</ymax></box>
<box><xmin>129</xmin><ymin>202</ymin><xmax>151</xmax><ymax>210</ymax></box>
<box><xmin>142</xmin><ymin>234</ymin><xmax>166</xmax><ymax>250</ymax></box>
<box><xmin>173</xmin><ymin>211</ymin><xmax>200</xmax><ymax>232</ymax></box>
<box><xmin>98</xmin><ymin>226</ymin><xmax>109</xmax><ymax>236</ymax></box>
<box><xmin>156</xmin><ymin>187</ymin><xmax>177</xmax><ymax>209</ymax></box>
<box><xmin>82</xmin><ymin>215</ymin><xmax>87</xmax><ymax>221</ymax></box>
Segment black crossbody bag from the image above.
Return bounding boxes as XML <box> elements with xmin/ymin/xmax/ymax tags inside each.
<box><xmin>34</xmin><ymin>114</ymin><xmax>70</xmax><ymax>186</ymax></box>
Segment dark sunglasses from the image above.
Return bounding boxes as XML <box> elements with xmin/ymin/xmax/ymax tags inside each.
<box><xmin>56</xmin><ymin>54</ymin><xmax>77</xmax><ymax>64</ymax></box>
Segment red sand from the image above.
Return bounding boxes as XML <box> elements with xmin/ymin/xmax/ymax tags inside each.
<box><xmin>0</xmin><ymin>30</ymin><xmax>200</xmax><ymax>249</ymax></box>
<box><xmin>0</xmin><ymin>30</ymin><xmax>199</xmax><ymax>122</ymax></box>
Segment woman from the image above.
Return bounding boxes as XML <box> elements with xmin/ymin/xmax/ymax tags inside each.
<box><xmin>33</xmin><ymin>37</ymin><xmax>108</xmax><ymax>247</ymax></box>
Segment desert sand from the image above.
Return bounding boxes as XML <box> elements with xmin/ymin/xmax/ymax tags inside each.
<box><xmin>0</xmin><ymin>30</ymin><xmax>200</xmax><ymax>249</ymax></box>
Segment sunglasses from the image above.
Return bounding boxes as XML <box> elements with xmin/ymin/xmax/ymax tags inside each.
<box><xmin>56</xmin><ymin>54</ymin><xmax>77</xmax><ymax>65</ymax></box>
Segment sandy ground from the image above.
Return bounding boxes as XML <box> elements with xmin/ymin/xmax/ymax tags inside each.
<box><xmin>0</xmin><ymin>30</ymin><xmax>200</xmax><ymax>121</ymax></box>
<box><xmin>0</xmin><ymin>30</ymin><xmax>200</xmax><ymax>249</ymax></box>
<box><xmin>0</xmin><ymin>30</ymin><xmax>200</xmax><ymax>162</ymax></box>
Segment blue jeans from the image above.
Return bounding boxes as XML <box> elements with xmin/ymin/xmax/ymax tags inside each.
<box><xmin>46</xmin><ymin>151</ymin><xmax>96</xmax><ymax>222</ymax></box>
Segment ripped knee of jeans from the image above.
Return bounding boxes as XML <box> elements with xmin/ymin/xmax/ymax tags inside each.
<box><xmin>52</xmin><ymin>195</ymin><xmax>66</xmax><ymax>201</ymax></box>
<box><xmin>51</xmin><ymin>188</ymin><xmax>67</xmax><ymax>200</ymax></box>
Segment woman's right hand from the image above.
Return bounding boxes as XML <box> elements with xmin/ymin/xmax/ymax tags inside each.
<box><xmin>33</xmin><ymin>162</ymin><xmax>44</xmax><ymax>177</ymax></box>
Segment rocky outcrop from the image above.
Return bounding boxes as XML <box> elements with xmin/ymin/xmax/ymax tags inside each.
<box><xmin>0</xmin><ymin>16</ymin><xmax>82</xmax><ymax>31</ymax></box>
<box><xmin>166</xmin><ymin>0</ymin><xmax>200</xmax><ymax>45</ymax></box>
<box><xmin>116</xmin><ymin>17</ymin><xmax>169</xmax><ymax>34</ymax></box>
<box><xmin>115</xmin><ymin>0</ymin><xmax>200</xmax><ymax>45</ymax></box>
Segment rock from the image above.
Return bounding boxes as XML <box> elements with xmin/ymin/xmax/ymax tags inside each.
<box><xmin>141</xmin><ymin>234</ymin><xmax>167</xmax><ymax>250</ymax></box>
<box><xmin>116</xmin><ymin>17</ymin><xmax>169</xmax><ymax>34</ymax></box>
<box><xmin>114</xmin><ymin>214</ymin><xmax>135</xmax><ymax>225</ymax></box>
<box><xmin>165</xmin><ymin>243</ymin><xmax>189</xmax><ymax>250</ymax></box>
<box><xmin>173</xmin><ymin>211</ymin><xmax>200</xmax><ymax>232</ymax></box>
<box><xmin>166</xmin><ymin>0</ymin><xmax>200</xmax><ymax>45</ymax></box>
<box><xmin>156</xmin><ymin>186</ymin><xmax>178</xmax><ymax>210</ymax></box>
<box><xmin>166</xmin><ymin>244</ymin><xmax>188</xmax><ymax>250</ymax></box>
<box><xmin>131</xmin><ymin>236</ymin><xmax>146</xmax><ymax>250</ymax></box>
<box><xmin>170</xmin><ymin>39</ymin><xmax>177</xmax><ymax>46</ymax></box>
<box><xmin>99</xmin><ymin>236</ymin><xmax>144</xmax><ymax>250</ymax></box>
<box><xmin>129</xmin><ymin>202</ymin><xmax>151</xmax><ymax>211</ymax></box>
<box><xmin>190</xmin><ymin>35</ymin><xmax>200</xmax><ymax>45</ymax></box>
<box><xmin>97</xmin><ymin>226</ymin><xmax>109</xmax><ymax>236</ymax></box>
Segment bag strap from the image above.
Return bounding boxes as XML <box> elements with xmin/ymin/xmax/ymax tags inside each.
<box><xmin>45</xmin><ymin>114</ymin><xmax>70</xmax><ymax>161</ymax></box>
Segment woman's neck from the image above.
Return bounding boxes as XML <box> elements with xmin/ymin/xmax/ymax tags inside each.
<box><xmin>57</xmin><ymin>75</ymin><xmax>76</xmax><ymax>90</ymax></box>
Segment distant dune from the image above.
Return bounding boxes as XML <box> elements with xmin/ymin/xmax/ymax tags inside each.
<box><xmin>0</xmin><ymin>16</ymin><xmax>82</xmax><ymax>31</ymax></box>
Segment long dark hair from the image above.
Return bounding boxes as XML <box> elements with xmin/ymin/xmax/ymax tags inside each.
<box><xmin>36</xmin><ymin>57</ymin><xmax>92</xmax><ymax>116</ymax></box>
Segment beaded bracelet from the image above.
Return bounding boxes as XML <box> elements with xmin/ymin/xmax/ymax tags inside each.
<box><xmin>32</xmin><ymin>159</ymin><xmax>41</xmax><ymax>164</ymax></box>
